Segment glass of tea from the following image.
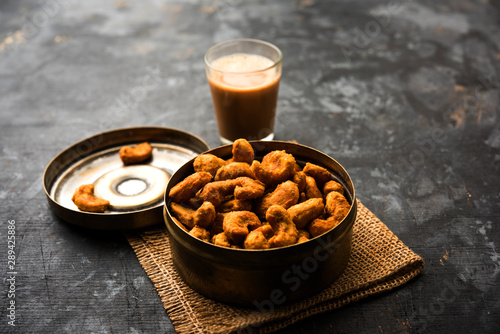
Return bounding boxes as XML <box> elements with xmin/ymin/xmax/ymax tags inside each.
<box><xmin>204</xmin><ymin>39</ymin><xmax>283</xmax><ymax>144</ymax></box>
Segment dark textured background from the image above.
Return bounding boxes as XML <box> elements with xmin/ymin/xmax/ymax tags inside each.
<box><xmin>1</xmin><ymin>0</ymin><xmax>499</xmax><ymax>333</ymax></box>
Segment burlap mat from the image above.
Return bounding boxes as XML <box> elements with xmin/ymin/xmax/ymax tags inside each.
<box><xmin>125</xmin><ymin>200</ymin><xmax>424</xmax><ymax>333</ymax></box>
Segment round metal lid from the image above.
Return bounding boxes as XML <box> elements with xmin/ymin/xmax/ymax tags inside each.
<box><xmin>43</xmin><ymin>126</ymin><xmax>210</xmax><ymax>230</ymax></box>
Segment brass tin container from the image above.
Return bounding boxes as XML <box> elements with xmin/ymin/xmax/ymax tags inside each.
<box><xmin>163</xmin><ymin>141</ymin><xmax>357</xmax><ymax>306</ymax></box>
<box><xmin>44</xmin><ymin>126</ymin><xmax>209</xmax><ymax>230</ymax></box>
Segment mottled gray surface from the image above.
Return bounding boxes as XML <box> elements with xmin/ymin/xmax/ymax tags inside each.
<box><xmin>1</xmin><ymin>0</ymin><xmax>499</xmax><ymax>333</ymax></box>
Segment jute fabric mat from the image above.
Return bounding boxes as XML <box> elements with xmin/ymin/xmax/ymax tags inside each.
<box><xmin>125</xmin><ymin>200</ymin><xmax>424</xmax><ymax>333</ymax></box>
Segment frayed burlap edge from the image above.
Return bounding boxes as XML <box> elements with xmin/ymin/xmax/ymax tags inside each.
<box><xmin>125</xmin><ymin>201</ymin><xmax>424</xmax><ymax>334</ymax></box>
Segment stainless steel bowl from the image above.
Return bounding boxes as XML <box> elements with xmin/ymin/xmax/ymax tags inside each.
<box><xmin>163</xmin><ymin>141</ymin><xmax>357</xmax><ymax>306</ymax></box>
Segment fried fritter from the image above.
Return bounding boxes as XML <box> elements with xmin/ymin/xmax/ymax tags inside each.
<box><xmin>266</xmin><ymin>205</ymin><xmax>299</xmax><ymax>248</ymax></box>
<box><xmin>232</xmin><ymin>138</ymin><xmax>254</xmax><ymax>164</ymax></box>
<box><xmin>71</xmin><ymin>184</ymin><xmax>110</xmax><ymax>213</ymax></box>
<box><xmin>197</xmin><ymin>178</ymin><xmax>234</xmax><ymax>207</ymax></box>
<box><xmin>192</xmin><ymin>201</ymin><xmax>216</xmax><ymax>228</ymax></box>
<box><xmin>304</xmin><ymin>175</ymin><xmax>323</xmax><ymax>199</ymax></box>
<box><xmin>303</xmin><ymin>162</ymin><xmax>332</xmax><ymax>187</ymax></box>
<box><xmin>251</xmin><ymin>150</ymin><xmax>296</xmax><ymax>186</ymax></box>
<box><xmin>214</xmin><ymin>162</ymin><xmax>256</xmax><ymax>181</ymax></box>
<box><xmin>193</xmin><ymin>154</ymin><xmax>228</xmax><ymax>177</ymax></box>
<box><xmin>255</xmin><ymin>180</ymin><xmax>300</xmax><ymax>219</ymax></box>
<box><xmin>308</xmin><ymin>217</ymin><xmax>341</xmax><ymax>238</ymax></box>
<box><xmin>218</xmin><ymin>198</ymin><xmax>253</xmax><ymax>213</ymax></box>
<box><xmin>297</xmin><ymin>230</ymin><xmax>311</xmax><ymax>243</ymax></box>
<box><xmin>185</xmin><ymin>196</ymin><xmax>204</xmax><ymax>210</ymax></box>
<box><xmin>169</xmin><ymin>202</ymin><xmax>195</xmax><ymax>229</ymax></box>
<box><xmin>325</xmin><ymin>191</ymin><xmax>351</xmax><ymax>222</ymax></box>
<box><xmin>253</xmin><ymin>223</ymin><xmax>275</xmax><ymax>239</ymax></box>
<box><xmin>189</xmin><ymin>226</ymin><xmax>211</xmax><ymax>242</ymax></box>
<box><xmin>222</xmin><ymin>213</ymin><xmax>247</xmax><ymax>244</ymax></box>
<box><xmin>223</xmin><ymin>211</ymin><xmax>262</xmax><ymax>244</ymax></box>
<box><xmin>287</xmin><ymin>197</ymin><xmax>325</xmax><ymax>229</ymax></box>
<box><xmin>198</xmin><ymin>177</ymin><xmax>265</xmax><ymax>207</ymax></box>
<box><xmin>169</xmin><ymin>172</ymin><xmax>212</xmax><ymax>203</ymax></box>
<box><xmin>309</xmin><ymin>192</ymin><xmax>350</xmax><ymax>237</ymax></box>
<box><xmin>212</xmin><ymin>232</ymin><xmax>232</xmax><ymax>247</ymax></box>
<box><xmin>119</xmin><ymin>142</ymin><xmax>153</xmax><ymax>165</ymax></box>
<box><xmin>244</xmin><ymin>230</ymin><xmax>270</xmax><ymax>249</ymax></box>
<box><xmin>233</xmin><ymin>177</ymin><xmax>266</xmax><ymax>201</ymax></box>
<box><xmin>292</xmin><ymin>171</ymin><xmax>307</xmax><ymax>193</ymax></box>
<box><xmin>208</xmin><ymin>213</ymin><xmax>226</xmax><ymax>236</ymax></box>
<box><xmin>169</xmin><ymin>201</ymin><xmax>216</xmax><ymax>229</ymax></box>
<box><xmin>323</xmin><ymin>180</ymin><xmax>344</xmax><ymax>196</ymax></box>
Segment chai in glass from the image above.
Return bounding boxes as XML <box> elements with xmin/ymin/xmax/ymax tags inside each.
<box><xmin>204</xmin><ymin>39</ymin><xmax>283</xmax><ymax>144</ymax></box>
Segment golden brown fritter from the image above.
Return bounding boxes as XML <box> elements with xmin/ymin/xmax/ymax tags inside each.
<box><xmin>255</xmin><ymin>180</ymin><xmax>300</xmax><ymax>219</ymax></box>
<box><xmin>251</xmin><ymin>150</ymin><xmax>296</xmax><ymax>186</ymax></box>
<box><xmin>253</xmin><ymin>223</ymin><xmax>275</xmax><ymax>239</ymax></box>
<box><xmin>169</xmin><ymin>172</ymin><xmax>212</xmax><ymax>203</ymax></box>
<box><xmin>197</xmin><ymin>179</ymin><xmax>234</xmax><ymax>207</ymax></box>
<box><xmin>185</xmin><ymin>196</ymin><xmax>204</xmax><ymax>210</ymax></box>
<box><xmin>198</xmin><ymin>177</ymin><xmax>265</xmax><ymax>207</ymax></box>
<box><xmin>170</xmin><ymin>201</ymin><xmax>216</xmax><ymax>229</ymax></box>
<box><xmin>287</xmin><ymin>197</ymin><xmax>325</xmax><ymax>229</ymax></box>
<box><xmin>232</xmin><ymin>138</ymin><xmax>254</xmax><ymax>164</ymax></box>
<box><xmin>244</xmin><ymin>230</ymin><xmax>270</xmax><ymax>249</ymax></box>
<box><xmin>208</xmin><ymin>213</ymin><xmax>226</xmax><ymax>236</ymax></box>
<box><xmin>193</xmin><ymin>154</ymin><xmax>228</xmax><ymax>177</ymax></box>
<box><xmin>266</xmin><ymin>205</ymin><xmax>299</xmax><ymax>248</ymax></box>
<box><xmin>119</xmin><ymin>142</ymin><xmax>153</xmax><ymax>165</ymax></box>
<box><xmin>212</xmin><ymin>232</ymin><xmax>232</xmax><ymax>247</ymax></box>
<box><xmin>192</xmin><ymin>201</ymin><xmax>216</xmax><ymax>229</ymax></box>
<box><xmin>323</xmin><ymin>180</ymin><xmax>344</xmax><ymax>196</ymax></box>
<box><xmin>308</xmin><ymin>217</ymin><xmax>341</xmax><ymax>238</ymax></box>
<box><xmin>303</xmin><ymin>162</ymin><xmax>332</xmax><ymax>186</ymax></box>
<box><xmin>71</xmin><ymin>184</ymin><xmax>110</xmax><ymax>213</ymax></box>
<box><xmin>297</xmin><ymin>230</ymin><xmax>311</xmax><ymax>243</ymax></box>
<box><xmin>218</xmin><ymin>198</ymin><xmax>253</xmax><ymax>213</ymax></box>
<box><xmin>308</xmin><ymin>192</ymin><xmax>350</xmax><ymax>237</ymax></box>
<box><xmin>189</xmin><ymin>226</ymin><xmax>211</xmax><ymax>242</ymax></box>
<box><xmin>304</xmin><ymin>175</ymin><xmax>323</xmax><ymax>199</ymax></box>
<box><xmin>223</xmin><ymin>211</ymin><xmax>262</xmax><ymax>244</ymax></box>
<box><xmin>292</xmin><ymin>171</ymin><xmax>307</xmax><ymax>193</ymax></box>
<box><xmin>214</xmin><ymin>162</ymin><xmax>256</xmax><ymax>181</ymax></box>
<box><xmin>169</xmin><ymin>202</ymin><xmax>196</xmax><ymax>229</ymax></box>
<box><xmin>233</xmin><ymin>177</ymin><xmax>266</xmax><ymax>201</ymax></box>
<box><xmin>325</xmin><ymin>191</ymin><xmax>351</xmax><ymax>222</ymax></box>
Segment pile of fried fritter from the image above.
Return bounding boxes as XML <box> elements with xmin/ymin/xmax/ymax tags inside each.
<box><xmin>168</xmin><ymin>139</ymin><xmax>351</xmax><ymax>250</ymax></box>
